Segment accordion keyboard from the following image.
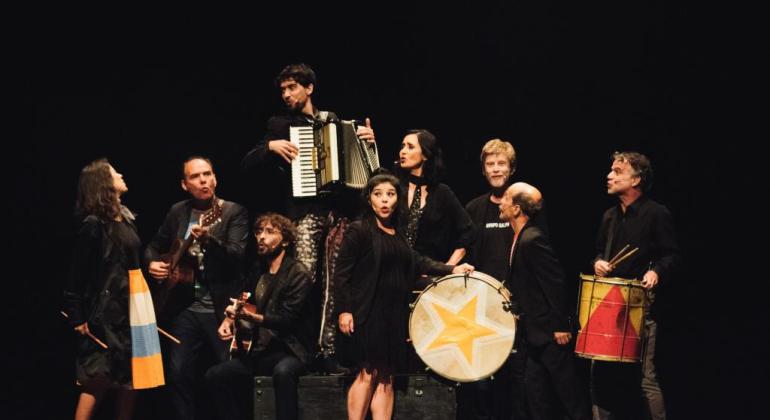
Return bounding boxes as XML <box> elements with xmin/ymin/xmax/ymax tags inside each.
<box><xmin>290</xmin><ymin>126</ymin><xmax>318</xmax><ymax>197</ymax></box>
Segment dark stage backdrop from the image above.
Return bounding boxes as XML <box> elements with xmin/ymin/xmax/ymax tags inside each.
<box><xmin>16</xmin><ymin>5</ymin><xmax>752</xmax><ymax>419</ymax></box>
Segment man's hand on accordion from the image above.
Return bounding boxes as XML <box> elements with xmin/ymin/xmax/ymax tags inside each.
<box><xmin>269</xmin><ymin>139</ymin><xmax>299</xmax><ymax>163</ymax></box>
<box><xmin>357</xmin><ymin>117</ymin><xmax>376</xmax><ymax>144</ymax></box>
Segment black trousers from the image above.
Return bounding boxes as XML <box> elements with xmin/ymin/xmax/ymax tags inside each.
<box><xmin>526</xmin><ymin>341</ymin><xmax>590</xmax><ymax>420</ymax></box>
<box><xmin>205</xmin><ymin>343</ymin><xmax>305</xmax><ymax>420</ymax></box>
<box><xmin>165</xmin><ymin>309</ymin><xmax>229</xmax><ymax>420</ymax></box>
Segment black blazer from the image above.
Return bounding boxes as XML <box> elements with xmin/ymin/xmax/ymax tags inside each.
<box><xmin>508</xmin><ymin>221</ymin><xmax>570</xmax><ymax>347</ymax></box>
<box><xmin>238</xmin><ymin>255</ymin><xmax>314</xmax><ymax>365</ymax></box>
<box><xmin>334</xmin><ymin>220</ymin><xmax>454</xmax><ymax>325</ymax></box>
<box><xmin>144</xmin><ymin>198</ymin><xmax>249</xmax><ymax>322</ymax></box>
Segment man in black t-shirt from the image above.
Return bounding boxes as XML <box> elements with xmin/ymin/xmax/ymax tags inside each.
<box><xmin>463</xmin><ymin>139</ymin><xmax>529</xmax><ymax>419</ymax></box>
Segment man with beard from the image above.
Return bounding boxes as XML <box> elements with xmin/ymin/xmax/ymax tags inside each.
<box><xmin>462</xmin><ymin>139</ymin><xmax>528</xmax><ymax>419</ymax></box>
<box><xmin>241</xmin><ymin>63</ymin><xmax>375</xmax><ymax>374</ymax></box>
<box><xmin>205</xmin><ymin>213</ymin><xmax>313</xmax><ymax>420</ymax></box>
<box><xmin>145</xmin><ymin>156</ymin><xmax>249</xmax><ymax>420</ymax></box>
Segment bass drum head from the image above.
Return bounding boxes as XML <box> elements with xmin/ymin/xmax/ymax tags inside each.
<box><xmin>409</xmin><ymin>272</ymin><xmax>516</xmax><ymax>382</ymax></box>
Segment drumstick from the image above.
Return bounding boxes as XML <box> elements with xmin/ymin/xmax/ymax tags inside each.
<box><xmin>157</xmin><ymin>327</ymin><xmax>181</xmax><ymax>344</ymax></box>
<box><xmin>611</xmin><ymin>247</ymin><xmax>639</xmax><ymax>268</ymax></box>
<box><xmin>60</xmin><ymin>311</ymin><xmax>109</xmax><ymax>349</ymax></box>
<box><xmin>608</xmin><ymin>245</ymin><xmax>630</xmax><ymax>266</ymax></box>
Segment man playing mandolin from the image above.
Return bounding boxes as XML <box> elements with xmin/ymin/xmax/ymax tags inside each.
<box><xmin>145</xmin><ymin>156</ymin><xmax>249</xmax><ymax>420</ymax></box>
<box><xmin>205</xmin><ymin>213</ymin><xmax>314</xmax><ymax>420</ymax></box>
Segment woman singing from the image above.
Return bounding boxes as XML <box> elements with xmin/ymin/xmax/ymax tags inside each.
<box><xmin>63</xmin><ymin>159</ymin><xmax>164</xmax><ymax>420</ymax></box>
<box><xmin>335</xmin><ymin>173</ymin><xmax>473</xmax><ymax>420</ymax></box>
<box><xmin>395</xmin><ymin>129</ymin><xmax>474</xmax><ymax>267</ymax></box>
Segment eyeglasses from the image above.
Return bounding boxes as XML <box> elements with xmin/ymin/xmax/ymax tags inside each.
<box><xmin>255</xmin><ymin>227</ymin><xmax>280</xmax><ymax>235</ymax></box>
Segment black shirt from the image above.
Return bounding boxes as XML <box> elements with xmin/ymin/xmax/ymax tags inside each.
<box><xmin>594</xmin><ymin>196</ymin><xmax>680</xmax><ymax>282</ymax></box>
<box><xmin>465</xmin><ymin>193</ymin><xmax>513</xmax><ymax>283</ymax></box>
<box><xmin>405</xmin><ymin>182</ymin><xmax>474</xmax><ymax>263</ymax></box>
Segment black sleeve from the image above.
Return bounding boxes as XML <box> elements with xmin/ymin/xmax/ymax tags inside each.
<box><xmin>445</xmin><ymin>187</ymin><xmax>475</xmax><ymax>251</ymax></box>
<box><xmin>204</xmin><ymin>204</ymin><xmax>249</xmax><ymax>266</ymax></box>
<box><xmin>144</xmin><ymin>208</ymin><xmax>177</xmax><ymax>268</ymax></box>
<box><xmin>413</xmin><ymin>250</ymin><xmax>454</xmax><ymax>277</ymax></box>
<box><xmin>63</xmin><ymin>219</ymin><xmax>101</xmax><ymax>328</ymax></box>
<box><xmin>241</xmin><ymin>116</ymin><xmax>290</xmax><ymax>172</ymax></box>
<box><xmin>333</xmin><ymin>223</ymin><xmax>365</xmax><ymax>315</ymax></box>
<box><xmin>261</xmin><ymin>267</ymin><xmax>313</xmax><ymax>332</ymax></box>
<box><xmin>524</xmin><ymin>232</ymin><xmax>570</xmax><ymax>333</ymax></box>
<box><xmin>464</xmin><ymin>199</ymin><xmax>482</xmax><ymax>266</ymax></box>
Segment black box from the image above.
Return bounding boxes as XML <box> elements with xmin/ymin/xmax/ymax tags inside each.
<box><xmin>254</xmin><ymin>374</ymin><xmax>456</xmax><ymax>419</ymax></box>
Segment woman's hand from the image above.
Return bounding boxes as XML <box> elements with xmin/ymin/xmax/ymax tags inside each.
<box><xmin>452</xmin><ymin>263</ymin><xmax>475</xmax><ymax>275</ymax></box>
<box><xmin>339</xmin><ymin>312</ymin><xmax>355</xmax><ymax>336</ymax></box>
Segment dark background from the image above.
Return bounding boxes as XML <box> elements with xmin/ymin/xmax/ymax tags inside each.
<box><xmin>15</xmin><ymin>3</ymin><xmax>755</xmax><ymax>419</ymax></box>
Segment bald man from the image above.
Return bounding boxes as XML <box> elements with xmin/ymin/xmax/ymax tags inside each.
<box><xmin>501</xmin><ymin>183</ymin><xmax>589</xmax><ymax>420</ymax></box>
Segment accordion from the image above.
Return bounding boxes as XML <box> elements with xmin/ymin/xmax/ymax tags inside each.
<box><xmin>289</xmin><ymin>120</ymin><xmax>380</xmax><ymax>197</ymax></box>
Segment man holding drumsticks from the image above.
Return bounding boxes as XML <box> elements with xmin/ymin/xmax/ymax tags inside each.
<box><xmin>592</xmin><ymin>151</ymin><xmax>681</xmax><ymax>420</ymax></box>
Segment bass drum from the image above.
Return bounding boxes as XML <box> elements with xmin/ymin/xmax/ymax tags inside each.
<box><xmin>408</xmin><ymin>272</ymin><xmax>517</xmax><ymax>382</ymax></box>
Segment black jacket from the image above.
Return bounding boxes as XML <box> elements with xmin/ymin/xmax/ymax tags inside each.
<box><xmin>241</xmin><ymin>111</ymin><xmax>342</xmax><ymax>218</ymax></box>
<box><xmin>508</xmin><ymin>221</ymin><xmax>571</xmax><ymax>347</ymax></box>
<box><xmin>144</xmin><ymin>198</ymin><xmax>249</xmax><ymax>322</ymax></box>
<box><xmin>237</xmin><ymin>255</ymin><xmax>314</xmax><ymax>365</ymax></box>
<box><xmin>334</xmin><ymin>220</ymin><xmax>454</xmax><ymax>325</ymax></box>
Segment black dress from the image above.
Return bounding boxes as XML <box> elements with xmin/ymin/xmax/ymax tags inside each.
<box><xmin>350</xmin><ymin>229</ymin><xmax>412</xmax><ymax>371</ymax></box>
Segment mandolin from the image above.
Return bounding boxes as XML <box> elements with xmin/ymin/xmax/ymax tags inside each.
<box><xmin>229</xmin><ymin>291</ymin><xmax>256</xmax><ymax>357</ymax></box>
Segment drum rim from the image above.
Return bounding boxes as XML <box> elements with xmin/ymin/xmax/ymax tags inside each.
<box><xmin>408</xmin><ymin>271</ymin><xmax>516</xmax><ymax>383</ymax></box>
<box><xmin>575</xmin><ymin>352</ymin><xmax>642</xmax><ymax>363</ymax></box>
<box><xmin>579</xmin><ymin>273</ymin><xmax>644</xmax><ymax>287</ymax></box>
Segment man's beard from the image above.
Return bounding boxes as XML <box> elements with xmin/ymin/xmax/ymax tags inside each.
<box><xmin>257</xmin><ymin>243</ymin><xmax>283</xmax><ymax>259</ymax></box>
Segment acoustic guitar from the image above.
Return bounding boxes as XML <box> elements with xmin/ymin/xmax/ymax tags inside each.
<box><xmin>153</xmin><ymin>199</ymin><xmax>224</xmax><ymax>313</ymax></box>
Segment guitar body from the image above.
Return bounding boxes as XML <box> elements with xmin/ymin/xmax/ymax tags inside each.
<box><xmin>152</xmin><ymin>199</ymin><xmax>224</xmax><ymax>317</ymax></box>
<box><xmin>230</xmin><ymin>293</ymin><xmax>257</xmax><ymax>358</ymax></box>
<box><xmin>161</xmin><ymin>239</ymin><xmax>195</xmax><ymax>287</ymax></box>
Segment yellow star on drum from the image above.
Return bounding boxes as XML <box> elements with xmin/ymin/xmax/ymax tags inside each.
<box><xmin>426</xmin><ymin>296</ymin><xmax>498</xmax><ymax>365</ymax></box>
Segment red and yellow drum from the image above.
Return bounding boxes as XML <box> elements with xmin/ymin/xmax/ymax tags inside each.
<box><xmin>575</xmin><ymin>274</ymin><xmax>646</xmax><ymax>363</ymax></box>
<box><xmin>408</xmin><ymin>272</ymin><xmax>517</xmax><ymax>382</ymax></box>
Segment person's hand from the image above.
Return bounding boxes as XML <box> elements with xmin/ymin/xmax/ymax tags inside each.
<box><xmin>554</xmin><ymin>331</ymin><xmax>572</xmax><ymax>345</ymax></box>
<box><xmin>339</xmin><ymin>312</ymin><xmax>354</xmax><ymax>336</ymax></box>
<box><xmin>452</xmin><ymin>263</ymin><xmax>475</xmax><ymax>275</ymax></box>
<box><xmin>149</xmin><ymin>261</ymin><xmax>170</xmax><ymax>280</ymax></box>
<box><xmin>356</xmin><ymin>118</ymin><xmax>376</xmax><ymax>144</ymax></box>
<box><xmin>594</xmin><ymin>259</ymin><xmax>614</xmax><ymax>277</ymax></box>
<box><xmin>218</xmin><ymin>318</ymin><xmax>234</xmax><ymax>340</ymax></box>
<box><xmin>74</xmin><ymin>322</ymin><xmax>90</xmax><ymax>336</ymax></box>
<box><xmin>190</xmin><ymin>225</ymin><xmax>210</xmax><ymax>242</ymax></box>
<box><xmin>641</xmin><ymin>270</ymin><xmax>659</xmax><ymax>289</ymax></box>
<box><xmin>269</xmin><ymin>139</ymin><xmax>299</xmax><ymax>163</ymax></box>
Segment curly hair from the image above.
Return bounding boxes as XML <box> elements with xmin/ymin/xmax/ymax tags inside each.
<box><xmin>253</xmin><ymin>213</ymin><xmax>297</xmax><ymax>246</ymax></box>
<box><xmin>75</xmin><ymin>158</ymin><xmax>120</xmax><ymax>221</ymax></box>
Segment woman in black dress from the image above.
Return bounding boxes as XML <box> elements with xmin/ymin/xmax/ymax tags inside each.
<box><xmin>63</xmin><ymin>159</ymin><xmax>163</xmax><ymax>420</ymax></box>
<box><xmin>335</xmin><ymin>173</ymin><xmax>474</xmax><ymax>420</ymax></box>
<box><xmin>395</xmin><ymin>129</ymin><xmax>474</xmax><ymax>267</ymax></box>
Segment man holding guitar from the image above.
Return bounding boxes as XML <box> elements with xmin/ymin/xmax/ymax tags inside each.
<box><xmin>145</xmin><ymin>156</ymin><xmax>249</xmax><ymax>420</ymax></box>
<box><xmin>205</xmin><ymin>213</ymin><xmax>313</xmax><ymax>420</ymax></box>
